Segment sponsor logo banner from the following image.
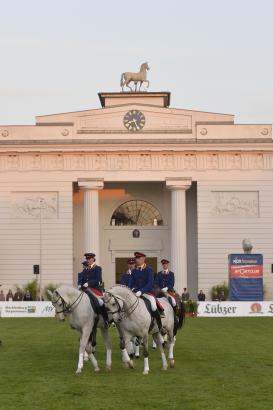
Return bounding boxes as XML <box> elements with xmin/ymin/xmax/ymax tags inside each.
<box><xmin>228</xmin><ymin>254</ymin><xmax>263</xmax><ymax>301</ymax></box>
<box><xmin>198</xmin><ymin>301</ymin><xmax>273</xmax><ymax>317</ymax></box>
<box><xmin>0</xmin><ymin>301</ymin><xmax>55</xmax><ymax>317</ymax></box>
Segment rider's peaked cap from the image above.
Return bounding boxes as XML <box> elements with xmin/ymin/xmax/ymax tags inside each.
<box><xmin>84</xmin><ymin>252</ymin><xmax>96</xmax><ymax>258</ymax></box>
<box><xmin>161</xmin><ymin>259</ymin><xmax>170</xmax><ymax>264</ymax></box>
<box><xmin>81</xmin><ymin>260</ymin><xmax>88</xmax><ymax>266</ymax></box>
<box><xmin>134</xmin><ymin>252</ymin><xmax>146</xmax><ymax>258</ymax></box>
<box><xmin>127</xmin><ymin>258</ymin><xmax>135</xmax><ymax>264</ymax></box>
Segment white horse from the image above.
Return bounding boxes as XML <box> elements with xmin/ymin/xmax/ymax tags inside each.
<box><xmin>49</xmin><ymin>285</ymin><xmax>112</xmax><ymax>374</ymax></box>
<box><xmin>120</xmin><ymin>62</ymin><xmax>150</xmax><ymax>92</ymax></box>
<box><xmin>103</xmin><ymin>285</ymin><xmax>180</xmax><ymax>375</ymax></box>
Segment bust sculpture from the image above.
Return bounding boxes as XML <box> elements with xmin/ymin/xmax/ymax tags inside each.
<box><xmin>242</xmin><ymin>239</ymin><xmax>253</xmax><ymax>254</ymax></box>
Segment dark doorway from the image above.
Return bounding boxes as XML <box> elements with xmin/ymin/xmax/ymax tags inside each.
<box><xmin>115</xmin><ymin>257</ymin><xmax>158</xmax><ymax>283</ymax></box>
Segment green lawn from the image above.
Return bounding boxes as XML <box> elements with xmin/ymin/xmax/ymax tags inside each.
<box><xmin>0</xmin><ymin>317</ymin><xmax>273</xmax><ymax>410</ymax></box>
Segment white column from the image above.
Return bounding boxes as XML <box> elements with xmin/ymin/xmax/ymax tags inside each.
<box><xmin>166</xmin><ymin>178</ymin><xmax>192</xmax><ymax>294</ymax></box>
<box><xmin>78</xmin><ymin>179</ymin><xmax>104</xmax><ymax>263</ymax></box>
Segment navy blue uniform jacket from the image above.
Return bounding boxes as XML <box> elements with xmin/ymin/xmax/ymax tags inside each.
<box><xmin>77</xmin><ymin>269</ymin><xmax>88</xmax><ymax>287</ymax></box>
<box><xmin>120</xmin><ymin>271</ymin><xmax>132</xmax><ymax>287</ymax></box>
<box><xmin>130</xmin><ymin>265</ymin><xmax>154</xmax><ymax>294</ymax></box>
<box><xmin>155</xmin><ymin>271</ymin><xmax>175</xmax><ymax>290</ymax></box>
<box><xmin>86</xmin><ymin>265</ymin><xmax>102</xmax><ymax>290</ymax></box>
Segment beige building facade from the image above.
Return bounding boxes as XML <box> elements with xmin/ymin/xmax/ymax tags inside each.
<box><xmin>0</xmin><ymin>91</ymin><xmax>272</xmax><ymax>299</ymax></box>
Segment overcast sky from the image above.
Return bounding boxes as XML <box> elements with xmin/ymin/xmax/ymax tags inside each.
<box><xmin>0</xmin><ymin>0</ymin><xmax>272</xmax><ymax>124</ymax></box>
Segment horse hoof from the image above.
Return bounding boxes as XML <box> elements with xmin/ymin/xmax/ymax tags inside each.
<box><xmin>169</xmin><ymin>359</ymin><xmax>175</xmax><ymax>368</ymax></box>
<box><xmin>94</xmin><ymin>367</ymin><xmax>100</xmax><ymax>372</ymax></box>
<box><xmin>142</xmin><ymin>370</ymin><xmax>149</xmax><ymax>375</ymax></box>
<box><xmin>161</xmin><ymin>366</ymin><xmax>168</xmax><ymax>371</ymax></box>
<box><xmin>128</xmin><ymin>360</ymin><xmax>134</xmax><ymax>369</ymax></box>
<box><xmin>106</xmin><ymin>366</ymin><xmax>111</xmax><ymax>372</ymax></box>
<box><xmin>135</xmin><ymin>355</ymin><xmax>140</xmax><ymax>359</ymax></box>
<box><xmin>123</xmin><ymin>362</ymin><xmax>129</xmax><ymax>368</ymax></box>
<box><xmin>75</xmin><ymin>368</ymin><xmax>82</xmax><ymax>374</ymax></box>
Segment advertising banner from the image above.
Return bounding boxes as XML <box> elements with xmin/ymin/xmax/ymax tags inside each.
<box><xmin>228</xmin><ymin>254</ymin><xmax>263</xmax><ymax>301</ymax></box>
<box><xmin>198</xmin><ymin>301</ymin><xmax>273</xmax><ymax>317</ymax></box>
<box><xmin>0</xmin><ymin>301</ymin><xmax>55</xmax><ymax>318</ymax></box>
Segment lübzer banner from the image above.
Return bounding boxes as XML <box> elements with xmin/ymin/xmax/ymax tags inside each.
<box><xmin>198</xmin><ymin>301</ymin><xmax>273</xmax><ymax>317</ymax></box>
<box><xmin>0</xmin><ymin>302</ymin><xmax>55</xmax><ymax>317</ymax></box>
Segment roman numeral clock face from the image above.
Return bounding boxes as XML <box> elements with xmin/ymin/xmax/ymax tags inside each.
<box><xmin>123</xmin><ymin>110</ymin><xmax>145</xmax><ymax>131</ymax></box>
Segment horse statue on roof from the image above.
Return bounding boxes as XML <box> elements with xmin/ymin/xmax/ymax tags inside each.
<box><xmin>120</xmin><ymin>62</ymin><xmax>150</xmax><ymax>92</ymax></box>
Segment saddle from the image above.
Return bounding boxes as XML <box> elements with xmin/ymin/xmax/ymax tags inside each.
<box><xmin>141</xmin><ymin>296</ymin><xmax>153</xmax><ymax>316</ymax></box>
<box><xmin>84</xmin><ymin>290</ymin><xmax>100</xmax><ymax>314</ymax></box>
<box><xmin>140</xmin><ymin>297</ymin><xmax>154</xmax><ymax>332</ymax></box>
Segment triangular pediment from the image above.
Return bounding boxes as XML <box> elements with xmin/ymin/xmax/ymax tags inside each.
<box><xmin>76</xmin><ymin>104</ymin><xmax>192</xmax><ymax>132</ymax></box>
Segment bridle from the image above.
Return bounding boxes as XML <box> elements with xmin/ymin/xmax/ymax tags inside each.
<box><xmin>53</xmin><ymin>291</ymin><xmax>84</xmax><ymax>315</ymax></box>
<box><xmin>105</xmin><ymin>291</ymin><xmax>139</xmax><ymax>321</ymax></box>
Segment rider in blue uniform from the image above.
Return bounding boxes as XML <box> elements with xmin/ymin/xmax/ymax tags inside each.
<box><xmin>77</xmin><ymin>260</ymin><xmax>89</xmax><ymax>289</ymax></box>
<box><xmin>120</xmin><ymin>258</ymin><xmax>135</xmax><ymax>286</ymax></box>
<box><xmin>83</xmin><ymin>252</ymin><xmax>109</xmax><ymax>328</ymax></box>
<box><xmin>129</xmin><ymin>252</ymin><xmax>166</xmax><ymax>336</ymax></box>
<box><xmin>155</xmin><ymin>259</ymin><xmax>176</xmax><ymax>309</ymax></box>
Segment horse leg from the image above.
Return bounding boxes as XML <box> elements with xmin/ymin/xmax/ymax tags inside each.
<box><xmin>85</xmin><ymin>322</ymin><xmax>100</xmax><ymax>373</ymax></box>
<box><xmin>168</xmin><ymin>337</ymin><xmax>175</xmax><ymax>368</ymax></box>
<box><xmin>125</xmin><ymin>81</ymin><xmax>133</xmax><ymax>92</ymax></box>
<box><xmin>116</xmin><ymin>324</ymin><xmax>134</xmax><ymax>368</ymax></box>
<box><xmin>100</xmin><ymin>327</ymin><xmax>112</xmax><ymax>371</ymax></box>
<box><xmin>134</xmin><ymin>82</ymin><xmax>138</xmax><ymax>92</ymax></box>
<box><xmin>76</xmin><ymin>325</ymin><xmax>92</xmax><ymax>374</ymax></box>
<box><xmin>139</xmin><ymin>81</ymin><xmax>143</xmax><ymax>91</ymax></box>
<box><xmin>155</xmin><ymin>332</ymin><xmax>168</xmax><ymax>370</ymax></box>
<box><xmin>142</xmin><ymin>334</ymin><xmax>149</xmax><ymax>375</ymax></box>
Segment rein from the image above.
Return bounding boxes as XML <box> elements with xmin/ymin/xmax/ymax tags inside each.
<box><xmin>107</xmin><ymin>291</ymin><xmax>139</xmax><ymax>320</ymax></box>
<box><xmin>54</xmin><ymin>291</ymin><xmax>84</xmax><ymax>314</ymax></box>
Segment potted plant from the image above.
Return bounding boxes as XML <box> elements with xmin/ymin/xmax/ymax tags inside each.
<box><xmin>210</xmin><ymin>282</ymin><xmax>229</xmax><ymax>301</ymax></box>
<box><xmin>184</xmin><ymin>299</ymin><xmax>198</xmax><ymax>317</ymax></box>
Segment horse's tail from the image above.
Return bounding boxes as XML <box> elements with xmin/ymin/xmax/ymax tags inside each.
<box><xmin>120</xmin><ymin>73</ymin><xmax>125</xmax><ymax>87</ymax></box>
<box><xmin>177</xmin><ymin>300</ymin><xmax>186</xmax><ymax>330</ymax></box>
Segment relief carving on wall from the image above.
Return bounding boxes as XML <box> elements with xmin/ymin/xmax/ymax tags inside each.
<box><xmin>1</xmin><ymin>153</ymin><xmax>273</xmax><ymax>172</ymax></box>
<box><xmin>211</xmin><ymin>191</ymin><xmax>259</xmax><ymax>217</ymax></box>
<box><xmin>11</xmin><ymin>192</ymin><xmax>58</xmax><ymax>219</ymax></box>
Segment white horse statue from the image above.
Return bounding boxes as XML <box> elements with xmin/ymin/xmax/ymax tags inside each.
<box><xmin>49</xmin><ymin>285</ymin><xmax>112</xmax><ymax>374</ymax></box>
<box><xmin>104</xmin><ymin>285</ymin><xmax>181</xmax><ymax>375</ymax></box>
<box><xmin>120</xmin><ymin>62</ymin><xmax>150</xmax><ymax>92</ymax></box>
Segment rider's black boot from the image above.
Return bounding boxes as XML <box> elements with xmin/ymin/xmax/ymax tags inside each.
<box><xmin>153</xmin><ymin>309</ymin><xmax>167</xmax><ymax>336</ymax></box>
<box><xmin>100</xmin><ymin>304</ymin><xmax>109</xmax><ymax>328</ymax></box>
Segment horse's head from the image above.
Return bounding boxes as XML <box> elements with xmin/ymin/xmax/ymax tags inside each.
<box><xmin>50</xmin><ymin>286</ymin><xmax>71</xmax><ymax>321</ymax></box>
<box><xmin>103</xmin><ymin>290</ymin><xmax>124</xmax><ymax>323</ymax></box>
<box><xmin>141</xmin><ymin>62</ymin><xmax>150</xmax><ymax>71</ymax></box>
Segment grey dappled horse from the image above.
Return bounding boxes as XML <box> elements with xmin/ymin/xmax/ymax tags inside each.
<box><xmin>49</xmin><ymin>285</ymin><xmax>112</xmax><ymax>374</ymax></box>
<box><xmin>104</xmin><ymin>285</ymin><xmax>178</xmax><ymax>375</ymax></box>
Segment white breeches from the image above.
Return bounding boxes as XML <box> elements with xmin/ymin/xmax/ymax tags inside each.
<box><xmin>168</xmin><ymin>294</ymin><xmax>176</xmax><ymax>307</ymax></box>
<box><xmin>143</xmin><ymin>293</ymin><xmax>157</xmax><ymax>311</ymax></box>
<box><xmin>161</xmin><ymin>289</ymin><xmax>176</xmax><ymax>307</ymax></box>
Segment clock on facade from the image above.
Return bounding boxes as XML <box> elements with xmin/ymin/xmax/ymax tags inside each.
<box><xmin>123</xmin><ymin>110</ymin><xmax>145</xmax><ymax>131</ymax></box>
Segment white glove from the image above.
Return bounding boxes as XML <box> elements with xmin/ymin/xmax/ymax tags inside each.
<box><xmin>162</xmin><ymin>287</ymin><xmax>168</xmax><ymax>292</ymax></box>
<box><xmin>135</xmin><ymin>291</ymin><xmax>142</xmax><ymax>297</ymax></box>
<box><xmin>83</xmin><ymin>282</ymin><xmax>88</xmax><ymax>288</ymax></box>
